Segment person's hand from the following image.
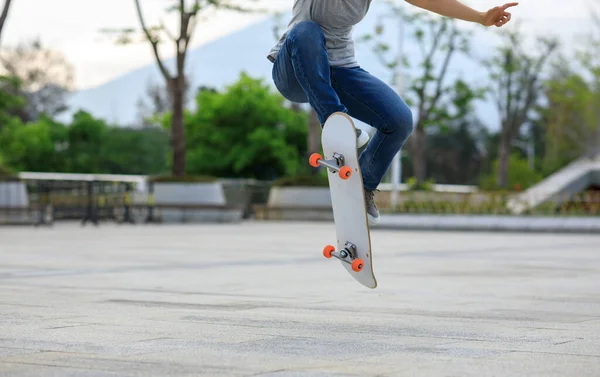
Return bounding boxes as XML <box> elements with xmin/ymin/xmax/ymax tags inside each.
<box><xmin>480</xmin><ymin>2</ymin><xmax>518</xmax><ymax>27</ymax></box>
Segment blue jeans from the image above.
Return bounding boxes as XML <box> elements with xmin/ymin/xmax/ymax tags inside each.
<box><xmin>272</xmin><ymin>21</ymin><xmax>414</xmax><ymax>191</ymax></box>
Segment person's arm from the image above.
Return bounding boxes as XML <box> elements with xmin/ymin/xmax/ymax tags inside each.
<box><xmin>404</xmin><ymin>0</ymin><xmax>518</xmax><ymax>27</ymax></box>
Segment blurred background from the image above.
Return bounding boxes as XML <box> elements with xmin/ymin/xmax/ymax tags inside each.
<box><xmin>0</xmin><ymin>0</ymin><xmax>599</xmax><ymax>227</ymax></box>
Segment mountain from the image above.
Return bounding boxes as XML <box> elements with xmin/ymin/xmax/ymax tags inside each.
<box><xmin>59</xmin><ymin>2</ymin><xmax>540</xmax><ymax>130</ymax></box>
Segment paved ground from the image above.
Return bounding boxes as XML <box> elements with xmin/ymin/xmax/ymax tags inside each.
<box><xmin>0</xmin><ymin>221</ymin><xmax>599</xmax><ymax>377</ymax></box>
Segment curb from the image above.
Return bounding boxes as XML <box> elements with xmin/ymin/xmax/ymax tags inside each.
<box><xmin>375</xmin><ymin>215</ymin><xmax>600</xmax><ymax>234</ymax></box>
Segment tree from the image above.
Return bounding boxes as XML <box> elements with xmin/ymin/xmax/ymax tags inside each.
<box><xmin>64</xmin><ymin>111</ymin><xmax>109</xmax><ymax>173</ymax></box>
<box><xmin>483</xmin><ymin>27</ymin><xmax>559</xmax><ymax>188</ymax></box>
<box><xmin>0</xmin><ymin>0</ymin><xmax>13</xmax><ymax>46</ymax></box>
<box><xmin>135</xmin><ymin>77</ymin><xmax>190</xmax><ymax>128</ymax></box>
<box><xmin>0</xmin><ymin>75</ymin><xmax>24</xmax><ymax>126</ymax></box>
<box><xmin>0</xmin><ymin>109</ymin><xmax>170</xmax><ymax>174</ymax></box>
<box><xmin>361</xmin><ymin>3</ymin><xmax>482</xmax><ymax>186</ymax></box>
<box><xmin>0</xmin><ymin>76</ymin><xmax>24</xmax><ymax>171</ymax></box>
<box><xmin>0</xmin><ymin>38</ymin><xmax>75</xmax><ymax>121</ymax></box>
<box><xmin>101</xmin><ymin>127</ymin><xmax>170</xmax><ymax>174</ymax></box>
<box><xmin>425</xmin><ymin>117</ymin><xmax>486</xmax><ymax>185</ymax></box>
<box><xmin>178</xmin><ymin>73</ymin><xmax>307</xmax><ymax>179</ymax></box>
<box><xmin>0</xmin><ymin>115</ymin><xmax>68</xmax><ymax>172</ymax></box>
<box><xmin>534</xmin><ymin>59</ymin><xmax>600</xmax><ymax>173</ymax></box>
<box><xmin>106</xmin><ymin>0</ymin><xmax>257</xmax><ymax>177</ymax></box>
<box><xmin>480</xmin><ymin>152</ymin><xmax>544</xmax><ymax>191</ymax></box>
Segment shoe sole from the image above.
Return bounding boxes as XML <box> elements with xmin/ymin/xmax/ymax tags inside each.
<box><xmin>357</xmin><ymin>131</ymin><xmax>370</xmax><ymax>149</ymax></box>
<box><xmin>367</xmin><ymin>214</ymin><xmax>380</xmax><ymax>226</ymax></box>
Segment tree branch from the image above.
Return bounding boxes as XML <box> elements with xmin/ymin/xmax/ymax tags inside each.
<box><xmin>425</xmin><ymin>27</ymin><xmax>458</xmax><ymax>117</ymax></box>
<box><xmin>0</xmin><ymin>0</ymin><xmax>13</xmax><ymax>46</ymax></box>
<box><xmin>487</xmin><ymin>80</ymin><xmax>504</xmax><ymax>116</ymax></box>
<box><xmin>508</xmin><ymin>66</ymin><xmax>527</xmax><ymax>133</ymax></box>
<box><xmin>511</xmin><ymin>39</ymin><xmax>558</xmax><ymax>135</ymax></box>
<box><xmin>184</xmin><ymin>1</ymin><xmax>201</xmax><ymax>51</ymax></box>
<box><xmin>134</xmin><ymin>0</ymin><xmax>173</xmax><ymax>82</ymax></box>
<box><xmin>414</xmin><ymin>28</ymin><xmax>443</xmax><ymax>120</ymax></box>
<box><xmin>160</xmin><ymin>20</ymin><xmax>177</xmax><ymax>43</ymax></box>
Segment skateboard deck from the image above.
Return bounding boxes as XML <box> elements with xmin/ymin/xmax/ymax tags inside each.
<box><xmin>309</xmin><ymin>112</ymin><xmax>377</xmax><ymax>289</ymax></box>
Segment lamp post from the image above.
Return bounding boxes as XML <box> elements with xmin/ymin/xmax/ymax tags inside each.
<box><xmin>377</xmin><ymin>8</ymin><xmax>406</xmax><ymax>209</ymax></box>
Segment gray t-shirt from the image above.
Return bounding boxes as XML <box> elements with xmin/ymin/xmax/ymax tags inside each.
<box><xmin>268</xmin><ymin>0</ymin><xmax>372</xmax><ymax>67</ymax></box>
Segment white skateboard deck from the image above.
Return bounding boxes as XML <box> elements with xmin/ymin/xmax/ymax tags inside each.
<box><xmin>311</xmin><ymin>112</ymin><xmax>377</xmax><ymax>289</ymax></box>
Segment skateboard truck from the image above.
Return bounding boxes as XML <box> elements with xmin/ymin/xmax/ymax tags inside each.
<box><xmin>309</xmin><ymin>152</ymin><xmax>353</xmax><ymax>180</ymax></box>
<box><xmin>322</xmin><ymin>242</ymin><xmax>364</xmax><ymax>272</ymax></box>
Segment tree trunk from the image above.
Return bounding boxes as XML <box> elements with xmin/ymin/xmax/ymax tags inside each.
<box><xmin>413</xmin><ymin>125</ymin><xmax>426</xmax><ymax>186</ymax></box>
<box><xmin>308</xmin><ymin>108</ymin><xmax>321</xmax><ymax>175</ymax></box>
<box><xmin>290</xmin><ymin>103</ymin><xmax>302</xmax><ymax>112</ymax></box>
<box><xmin>170</xmin><ymin>77</ymin><xmax>186</xmax><ymax>176</ymax></box>
<box><xmin>0</xmin><ymin>0</ymin><xmax>13</xmax><ymax>46</ymax></box>
<box><xmin>497</xmin><ymin>127</ymin><xmax>511</xmax><ymax>189</ymax></box>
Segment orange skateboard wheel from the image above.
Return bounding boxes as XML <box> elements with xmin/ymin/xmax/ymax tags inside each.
<box><xmin>351</xmin><ymin>259</ymin><xmax>364</xmax><ymax>272</ymax></box>
<box><xmin>323</xmin><ymin>245</ymin><xmax>335</xmax><ymax>258</ymax></box>
<box><xmin>309</xmin><ymin>153</ymin><xmax>322</xmax><ymax>168</ymax></box>
<box><xmin>339</xmin><ymin>166</ymin><xmax>352</xmax><ymax>180</ymax></box>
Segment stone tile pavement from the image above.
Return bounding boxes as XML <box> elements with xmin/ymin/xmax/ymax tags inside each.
<box><xmin>0</xmin><ymin>222</ymin><xmax>599</xmax><ymax>376</ymax></box>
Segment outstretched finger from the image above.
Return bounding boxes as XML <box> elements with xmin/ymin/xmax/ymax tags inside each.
<box><xmin>502</xmin><ymin>2</ymin><xmax>519</xmax><ymax>11</ymax></box>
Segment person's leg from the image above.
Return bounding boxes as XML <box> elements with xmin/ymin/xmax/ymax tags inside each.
<box><xmin>331</xmin><ymin>66</ymin><xmax>414</xmax><ymax>223</ymax></box>
<box><xmin>272</xmin><ymin>21</ymin><xmax>346</xmax><ymax>124</ymax></box>
<box><xmin>271</xmin><ymin>21</ymin><xmax>369</xmax><ymax>147</ymax></box>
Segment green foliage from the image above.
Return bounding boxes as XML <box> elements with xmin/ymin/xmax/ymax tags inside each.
<box><xmin>2</xmin><ymin>73</ymin><xmax>305</xmax><ymax>179</ymax></box>
<box><xmin>534</xmin><ymin>52</ymin><xmax>600</xmax><ymax>174</ymax></box>
<box><xmin>0</xmin><ymin>115</ymin><xmax>67</xmax><ymax>172</ymax></box>
<box><xmin>0</xmin><ymin>162</ymin><xmax>16</xmax><ymax>179</ymax></box>
<box><xmin>65</xmin><ymin>111</ymin><xmax>108</xmax><ymax>173</ymax></box>
<box><xmin>92</xmin><ymin>126</ymin><xmax>170</xmax><ymax>175</ymax></box>
<box><xmin>394</xmin><ymin>196</ymin><xmax>511</xmax><ymax>215</ymax></box>
<box><xmin>182</xmin><ymin>73</ymin><xmax>308</xmax><ymax>180</ymax></box>
<box><xmin>425</xmin><ymin>119</ymin><xmax>487</xmax><ymax>185</ymax></box>
<box><xmin>0</xmin><ymin>108</ymin><xmax>170</xmax><ymax>175</ymax></box>
<box><xmin>0</xmin><ymin>76</ymin><xmax>26</xmax><ymax>125</ymax></box>
<box><xmin>60</xmin><ymin>111</ymin><xmax>169</xmax><ymax>175</ymax></box>
<box><xmin>405</xmin><ymin>176</ymin><xmax>435</xmax><ymax>191</ymax></box>
<box><xmin>480</xmin><ymin>154</ymin><xmax>544</xmax><ymax>191</ymax></box>
<box><xmin>358</xmin><ymin>4</ymin><xmax>483</xmax><ymax>185</ymax></box>
<box><xmin>482</xmin><ymin>27</ymin><xmax>560</xmax><ymax>188</ymax></box>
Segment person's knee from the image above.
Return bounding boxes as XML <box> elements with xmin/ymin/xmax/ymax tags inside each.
<box><xmin>288</xmin><ymin>21</ymin><xmax>324</xmax><ymax>44</ymax></box>
<box><xmin>388</xmin><ymin>105</ymin><xmax>414</xmax><ymax>140</ymax></box>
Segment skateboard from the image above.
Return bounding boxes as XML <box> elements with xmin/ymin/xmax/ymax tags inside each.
<box><xmin>308</xmin><ymin>112</ymin><xmax>377</xmax><ymax>289</ymax></box>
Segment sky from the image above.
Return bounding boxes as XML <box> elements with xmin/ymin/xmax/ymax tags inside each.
<box><xmin>1</xmin><ymin>0</ymin><xmax>596</xmax><ymax>90</ymax></box>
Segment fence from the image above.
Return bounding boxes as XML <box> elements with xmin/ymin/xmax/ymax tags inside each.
<box><xmin>0</xmin><ymin>174</ymin><xmax>273</xmax><ymax>225</ymax></box>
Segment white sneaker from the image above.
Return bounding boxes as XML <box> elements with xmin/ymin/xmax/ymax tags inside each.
<box><xmin>349</xmin><ymin>116</ymin><xmax>375</xmax><ymax>149</ymax></box>
<box><xmin>356</xmin><ymin>128</ymin><xmax>370</xmax><ymax>149</ymax></box>
<box><xmin>365</xmin><ymin>189</ymin><xmax>380</xmax><ymax>226</ymax></box>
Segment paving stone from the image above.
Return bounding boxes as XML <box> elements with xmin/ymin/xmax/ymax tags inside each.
<box><xmin>0</xmin><ymin>222</ymin><xmax>598</xmax><ymax>376</ymax></box>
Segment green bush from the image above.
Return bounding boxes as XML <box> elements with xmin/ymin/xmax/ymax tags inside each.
<box><xmin>0</xmin><ymin>164</ymin><xmax>15</xmax><ymax>177</ymax></box>
<box><xmin>178</xmin><ymin>73</ymin><xmax>308</xmax><ymax>180</ymax></box>
<box><xmin>0</xmin><ymin>110</ymin><xmax>170</xmax><ymax>175</ymax></box>
<box><xmin>480</xmin><ymin>153</ymin><xmax>544</xmax><ymax>191</ymax></box>
<box><xmin>406</xmin><ymin>176</ymin><xmax>435</xmax><ymax>191</ymax></box>
<box><xmin>0</xmin><ymin>164</ymin><xmax>18</xmax><ymax>181</ymax></box>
